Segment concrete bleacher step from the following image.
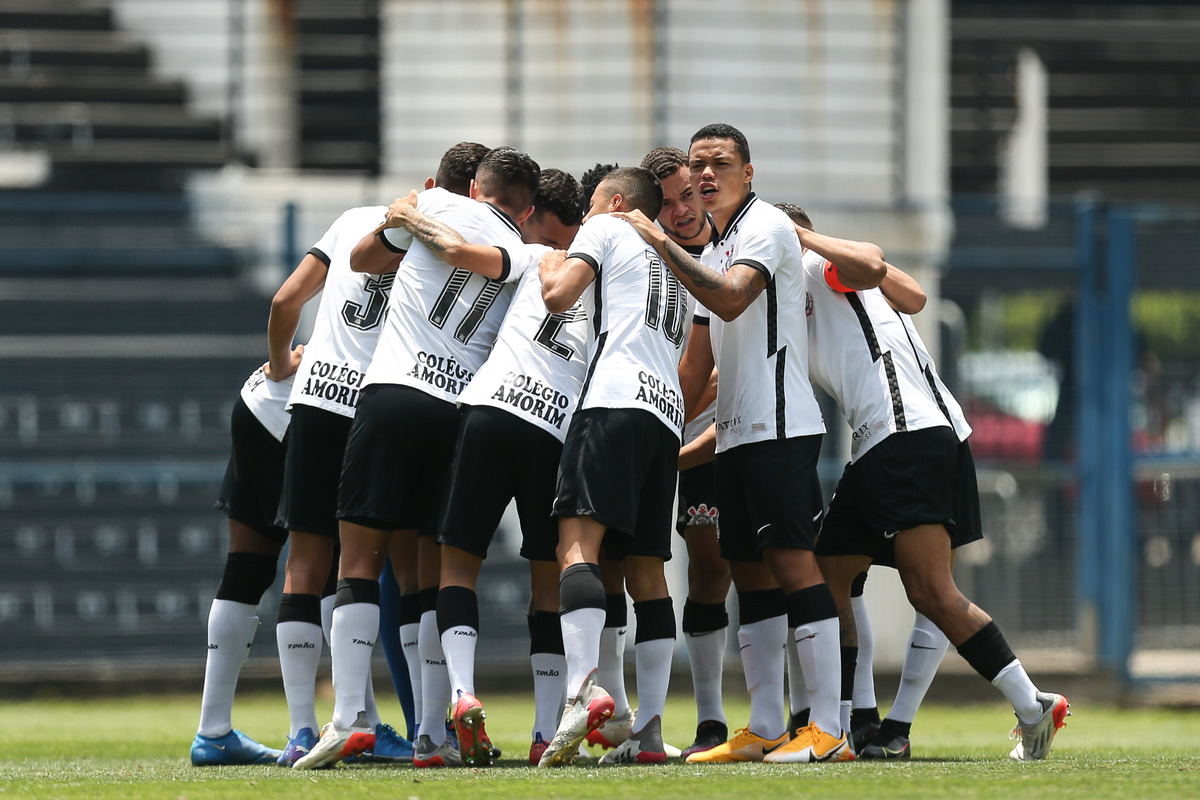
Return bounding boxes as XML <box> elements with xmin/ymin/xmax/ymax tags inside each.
<box><xmin>0</xmin><ymin>1</ymin><xmax>114</xmax><ymax>33</ymax></box>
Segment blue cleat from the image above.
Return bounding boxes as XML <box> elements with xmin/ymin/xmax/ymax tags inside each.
<box><xmin>190</xmin><ymin>729</ymin><xmax>282</xmax><ymax>766</ymax></box>
<box><xmin>343</xmin><ymin>723</ymin><xmax>414</xmax><ymax>764</ymax></box>
<box><xmin>276</xmin><ymin>727</ymin><xmax>320</xmax><ymax>767</ymax></box>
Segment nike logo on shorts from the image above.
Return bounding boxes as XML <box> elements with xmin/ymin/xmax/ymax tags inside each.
<box><xmin>883</xmin><ymin>530</ymin><xmax>898</xmax><ymax>539</ymax></box>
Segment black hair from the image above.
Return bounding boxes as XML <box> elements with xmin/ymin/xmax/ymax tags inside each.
<box><xmin>598</xmin><ymin>166</ymin><xmax>663</xmax><ymax>219</ymax></box>
<box><xmin>580</xmin><ymin>162</ymin><xmax>620</xmax><ymax>203</ymax></box>
<box><xmin>689</xmin><ymin>123</ymin><xmax>751</xmax><ymax>165</ymax></box>
<box><xmin>640</xmin><ymin>146</ymin><xmax>688</xmax><ymax>181</ymax></box>
<box><xmin>474</xmin><ymin>146</ymin><xmax>541</xmax><ymax>212</ymax></box>
<box><xmin>775</xmin><ymin>202</ymin><xmax>814</xmax><ymax>231</ymax></box>
<box><xmin>533</xmin><ymin>168</ymin><xmax>585</xmax><ymax>227</ymax></box>
<box><xmin>435</xmin><ymin>142</ymin><xmax>490</xmax><ymax>196</ymax></box>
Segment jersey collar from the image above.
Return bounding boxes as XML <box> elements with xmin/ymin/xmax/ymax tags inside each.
<box><xmin>716</xmin><ymin>192</ymin><xmax>757</xmax><ymax>242</ymax></box>
<box><xmin>483</xmin><ymin>201</ymin><xmax>523</xmax><ymax>237</ymax></box>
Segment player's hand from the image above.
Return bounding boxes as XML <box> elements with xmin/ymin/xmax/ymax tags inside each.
<box><xmin>612</xmin><ymin>209</ymin><xmax>666</xmax><ymax>247</ymax></box>
<box><xmin>538</xmin><ymin>248</ymin><xmax>567</xmax><ymax>278</ymax></box>
<box><xmin>373</xmin><ymin>190</ymin><xmax>420</xmax><ymax>233</ymax></box>
<box><xmin>265</xmin><ymin>344</ymin><xmax>305</xmax><ymax>381</ymax></box>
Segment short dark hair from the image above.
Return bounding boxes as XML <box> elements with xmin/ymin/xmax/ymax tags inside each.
<box><xmin>435</xmin><ymin>142</ymin><xmax>490</xmax><ymax>196</ymax></box>
<box><xmin>775</xmin><ymin>202</ymin><xmax>813</xmax><ymax>231</ymax></box>
<box><xmin>474</xmin><ymin>146</ymin><xmax>541</xmax><ymax>211</ymax></box>
<box><xmin>533</xmin><ymin>168</ymin><xmax>585</xmax><ymax>227</ymax></box>
<box><xmin>640</xmin><ymin>146</ymin><xmax>688</xmax><ymax>181</ymax></box>
<box><xmin>580</xmin><ymin>162</ymin><xmax>619</xmax><ymax>203</ymax></box>
<box><xmin>599</xmin><ymin>166</ymin><xmax>663</xmax><ymax>219</ymax></box>
<box><xmin>690</xmin><ymin>123</ymin><xmax>751</xmax><ymax>165</ymax></box>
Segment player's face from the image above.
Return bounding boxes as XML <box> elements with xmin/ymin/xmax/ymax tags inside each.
<box><xmin>657</xmin><ymin>165</ymin><xmax>704</xmax><ymax>244</ymax></box>
<box><xmin>688</xmin><ymin>137</ymin><xmax>752</xmax><ymax>224</ymax></box>
<box><xmin>522</xmin><ymin>209</ymin><xmax>580</xmax><ymax>250</ymax></box>
<box><xmin>583</xmin><ymin>183</ymin><xmax>614</xmax><ymax>222</ymax></box>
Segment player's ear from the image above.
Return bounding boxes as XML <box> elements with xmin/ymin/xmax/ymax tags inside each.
<box><xmin>468</xmin><ymin>179</ymin><xmax>479</xmax><ymax>199</ymax></box>
<box><xmin>515</xmin><ymin>204</ymin><xmax>535</xmax><ymax>225</ymax></box>
<box><xmin>743</xmin><ymin>162</ymin><xmax>754</xmax><ymax>185</ymax></box>
<box><xmin>609</xmin><ymin>193</ymin><xmax>624</xmax><ymax>213</ymax></box>
<box><xmin>424</xmin><ymin>176</ymin><xmax>435</xmax><ymax>190</ymax></box>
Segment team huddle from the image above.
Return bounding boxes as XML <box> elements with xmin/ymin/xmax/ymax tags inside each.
<box><xmin>190</xmin><ymin>123</ymin><xmax>1070</xmax><ymax>770</ymax></box>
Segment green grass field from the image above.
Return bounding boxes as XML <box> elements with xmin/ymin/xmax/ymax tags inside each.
<box><xmin>1</xmin><ymin>692</ymin><xmax>1198</xmax><ymax>799</ymax></box>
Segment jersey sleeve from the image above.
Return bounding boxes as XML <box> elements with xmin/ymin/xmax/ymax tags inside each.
<box><xmin>380</xmin><ymin>225</ymin><xmax>413</xmax><ymax>253</ymax></box>
<box><xmin>564</xmin><ymin>216</ymin><xmax>611</xmax><ymax>276</ymax></box>
<box><xmin>309</xmin><ymin>211</ymin><xmax>349</xmax><ymax>265</ymax></box>
<box><xmin>730</xmin><ymin>213</ymin><xmax>787</xmax><ymax>281</ymax></box>
<box><xmin>505</xmin><ymin>243</ymin><xmax>548</xmax><ymax>283</ymax></box>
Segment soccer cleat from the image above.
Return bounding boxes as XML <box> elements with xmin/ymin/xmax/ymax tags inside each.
<box><xmin>684</xmin><ymin>726</ymin><xmax>788</xmax><ymax>763</ymax></box>
<box><xmin>850</xmin><ymin>719</ymin><xmax>881</xmax><ymax>755</ymax></box>
<box><xmin>599</xmin><ymin>715</ymin><xmax>669</xmax><ymax>765</ymax></box>
<box><xmin>763</xmin><ymin>722</ymin><xmax>853</xmax><ymax>764</ymax></box>
<box><xmin>343</xmin><ymin>723</ymin><xmax>414</xmax><ymax>763</ymax></box>
<box><xmin>276</xmin><ymin>727</ymin><xmax>319</xmax><ymax>767</ymax></box>
<box><xmin>190</xmin><ymin>729</ymin><xmax>282</xmax><ymax>766</ymax></box>
<box><xmin>587</xmin><ymin>706</ymin><xmax>634</xmax><ymax>749</ymax></box>
<box><xmin>1009</xmin><ymin>692</ymin><xmax>1070</xmax><ymax>761</ymax></box>
<box><xmin>529</xmin><ymin>732</ymin><xmax>550</xmax><ymax>766</ymax></box>
<box><xmin>682</xmin><ymin>719</ymin><xmax>729</xmax><ymax>758</ymax></box>
<box><xmin>453</xmin><ymin>692</ymin><xmax>494</xmax><ymax>767</ymax></box>
<box><xmin>412</xmin><ymin>733</ymin><xmax>463</xmax><ymax>768</ymax></box>
<box><xmin>292</xmin><ymin>713</ymin><xmax>375</xmax><ymax>770</ymax></box>
<box><xmin>538</xmin><ymin>669</ymin><xmax>615</xmax><ymax>767</ymax></box>
<box><xmin>858</xmin><ymin>731</ymin><xmax>911</xmax><ymax>760</ymax></box>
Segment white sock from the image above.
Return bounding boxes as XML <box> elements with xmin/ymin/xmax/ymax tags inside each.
<box><xmin>851</xmin><ymin>594</ymin><xmax>877</xmax><ymax>710</ymax></box>
<box><xmin>794</xmin><ymin>617</ymin><xmax>842</xmax><ymax>735</ymax></box>
<box><xmin>197</xmin><ymin>599</ymin><xmax>258</xmax><ymax>737</ymax></box>
<box><xmin>329</xmin><ymin>602</ymin><xmax>378</xmax><ymax>730</ymax></box>
<box><xmin>400</xmin><ymin>621</ymin><xmax>422</xmax><ymax>727</ymax></box>
<box><xmin>364</xmin><ymin>669</ymin><xmax>381</xmax><ymax>730</ymax></box>
<box><xmin>738</xmin><ymin>615</ymin><xmax>787</xmax><ymax>740</ymax></box>
<box><xmin>441</xmin><ymin>624</ymin><xmax>478</xmax><ymax>698</ymax></box>
<box><xmin>321</xmin><ymin>594</ymin><xmax>336</xmax><ymax>643</ymax></box>
<box><xmin>992</xmin><ymin>658</ymin><xmax>1042</xmax><ymax>724</ymax></box>
<box><xmin>840</xmin><ymin>700</ymin><xmax>852</xmax><ymax>735</ymax></box>
<box><xmin>598</xmin><ymin>624</ymin><xmax>630</xmax><ymax>714</ymax></box>
<box><xmin>276</xmin><ymin>619</ymin><xmax>322</xmax><ymax>737</ymax></box>
<box><xmin>531</xmin><ymin>652</ymin><xmax>566</xmax><ymax>740</ymax></box>
<box><xmin>560</xmin><ymin>607</ymin><xmax>605</xmax><ymax>699</ymax></box>
<box><xmin>418</xmin><ymin>609</ymin><xmax>450</xmax><ymax>745</ymax></box>
<box><xmin>686</xmin><ymin>627</ymin><xmax>727</xmax><ymax>724</ymax></box>
<box><xmin>889</xmin><ymin>612</ymin><xmax>948</xmax><ymax>723</ymax></box>
<box><xmin>633</xmin><ymin>637</ymin><xmax>673</xmax><ymax>725</ymax></box>
<box><xmin>785</xmin><ymin>626</ymin><xmax>810</xmax><ymax>718</ymax></box>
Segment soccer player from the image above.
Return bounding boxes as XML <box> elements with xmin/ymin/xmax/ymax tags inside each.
<box><xmin>372</xmin><ymin>168</ymin><xmax>587</xmax><ymax>766</ymax></box>
<box><xmin>293</xmin><ymin>147</ymin><xmax>541</xmax><ymax>770</ymax></box>
<box><xmin>781</xmin><ymin>203</ymin><xmax>1070</xmax><ymax>762</ymax></box>
<box><xmin>641</xmin><ymin>145</ymin><xmax>730</xmax><ymax>758</ymax></box>
<box><xmin>612</xmin><ymin>123</ymin><xmax>886</xmax><ymax>765</ymax></box>
<box><xmin>536</xmin><ymin>166</ymin><xmax>685</xmax><ymax>767</ymax></box>
<box><xmin>190</xmin><ymin>363</ymin><xmax>295</xmax><ymax>766</ymax></box>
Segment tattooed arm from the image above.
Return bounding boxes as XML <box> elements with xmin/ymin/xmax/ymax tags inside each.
<box><xmin>374</xmin><ymin>190</ymin><xmax>509</xmax><ymax>280</ymax></box>
<box><xmin>612</xmin><ymin>209</ymin><xmax>766</xmax><ymax>321</ymax></box>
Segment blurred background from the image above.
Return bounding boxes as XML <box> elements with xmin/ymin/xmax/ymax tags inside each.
<box><xmin>1</xmin><ymin>0</ymin><xmax>1197</xmax><ymax>703</ymax></box>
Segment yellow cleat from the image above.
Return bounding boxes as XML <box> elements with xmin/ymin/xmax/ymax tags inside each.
<box><xmin>763</xmin><ymin>722</ymin><xmax>853</xmax><ymax>764</ymax></box>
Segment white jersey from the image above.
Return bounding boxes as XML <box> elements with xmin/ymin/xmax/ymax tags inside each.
<box><xmin>239</xmin><ymin>365</ymin><xmax>294</xmax><ymax>442</ymax></box>
<box><xmin>364</xmin><ymin>188</ymin><xmax>529</xmax><ymax>402</ymax></box>
<box><xmin>568</xmin><ymin>214</ymin><xmax>687</xmax><ymax>439</ymax></box>
<box><xmin>458</xmin><ymin>247</ymin><xmax>589</xmax><ymax>442</ymax></box>
<box><xmin>699</xmin><ymin>193</ymin><xmax>824</xmax><ymax>452</ymax></box>
<box><xmin>288</xmin><ymin>205</ymin><xmax>394</xmax><ymax>418</ymax></box>
<box><xmin>802</xmin><ymin>249</ymin><xmax>971</xmax><ymax>461</ymax></box>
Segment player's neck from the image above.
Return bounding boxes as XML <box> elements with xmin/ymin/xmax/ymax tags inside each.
<box><xmin>710</xmin><ymin>191</ymin><xmax>751</xmax><ymax>236</ymax></box>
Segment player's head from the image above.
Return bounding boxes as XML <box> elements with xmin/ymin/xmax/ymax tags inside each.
<box><xmin>775</xmin><ymin>202</ymin><xmax>814</xmax><ymax>231</ymax></box>
<box><xmin>641</xmin><ymin>145</ymin><xmax>705</xmax><ymax>244</ymax></box>
<box><xmin>580</xmin><ymin>162</ymin><xmax>619</xmax><ymax>205</ymax></box>
<box><xmin>688</xmin><ymin>123</ymin><xmax>753</xmax><ymax>222</ymax></box>
<box><xmin>522</xmin><ymin>168</ymin><xmax>585</xmax><ymax>249</ymax></box>
<box><xmin>435</xmin><ymin>142</ymin><xmax>490</xmax><ymax>196</ymax></box>
<box><xmin>587</xmin><ymin>166</ymin><xmax>663</xmax><ymax>221</ymax></box>
<box><xmin>473</xmin><ymin>146</ymin><xmax>541</xmax><ymax>223</ymax></box>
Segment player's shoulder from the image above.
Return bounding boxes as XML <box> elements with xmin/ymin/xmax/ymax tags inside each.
<box><xmin>336</xmin><ymin>204</ymin><xmax>389</xmax><ymax>229</ymax></box>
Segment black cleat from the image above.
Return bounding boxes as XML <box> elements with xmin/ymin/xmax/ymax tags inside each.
<box><xmin>681</xmin><ymin>719</ymin><xmax>728</xmax><ymax>758</ymax></box>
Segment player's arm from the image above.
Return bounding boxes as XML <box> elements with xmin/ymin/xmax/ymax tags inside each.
<box><xmin>678</xmin><ymin>320</ymin><xmax>716</xmax><ymax>420</ymax></box>
<box><xmin>879</xmin><ymin>262</ymin><xmax>927</xmax><ymax>314</ymax></box>
<box><xmin>686</xmin><ymin>366</ymin><xmax>718</xmax><ymax>425</ymax></box>
<box><xmin>539</xmin><ymin>249</ymin><xmax>594</xmax><ymax>313</ymax></box>
<box><xmin>349</xmin><ymin>198</ymin><xmax>410</xmax><ymax>274</ymax></box>
<box><xmin>794</xmin><ymin>225</ymin><xmax>886</xmax><ymax>290</ymax></box>
<box><xmin>612</xmin><ymin>209</ymin><xmax>765</xmax><ymax>321</ymax></box>
<box><xmin>265</xmin><ymin>252</ymin><xmax>327</xmax><ymax>380</ymax></box>
<box><xmin>382</xmin><ymin>189</ymin><xmax>509</xmax><ymax>280</ymax></box>
<box><xmin>679</xmin><ymin>422</ymin><xmax>717</xmax><ymax>471</ymax></box>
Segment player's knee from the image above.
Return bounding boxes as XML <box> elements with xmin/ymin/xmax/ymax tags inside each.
<box><xmin>215</xmin><ymin>552</ymin><xmax>278</xmax><ymax>604</ymax></box>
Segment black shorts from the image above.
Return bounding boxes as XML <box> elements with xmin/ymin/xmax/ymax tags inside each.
<box><xmin>337</xmin><ymin>384</ymin><xmax>460</xmax><ymax>534</ymax></box>
<box><xmin>715</xmin><ymin>434</ymin><xmax>823</xmax><ymax>562</ymax></box>
<box><xmin>553</xmin><ymin>407</ymin><xmax>677</xmax><ymax>561</ymax></box>
<box><xmin>676</xmin><ymin>462</ymin><xmax>718</xmax><ymax>536</ymax></box>
<box><xmin>216</xmin><ymin>396</ymin><xmax>289</xmax><ymax>544</ymax></box>
<box><xmin>277</xmin><ymin>404</ymin><xmax>353</xmax><ymax>538</ymax></box>
<box><xmin>438</xmin><ymin>404</ymin><xmax>561</xmax><ymax>562</ymax></box>
<box><xmin>814</xmin><ymin>426</ymin><xmax>984</xmax><ymax>568</ymax></box>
